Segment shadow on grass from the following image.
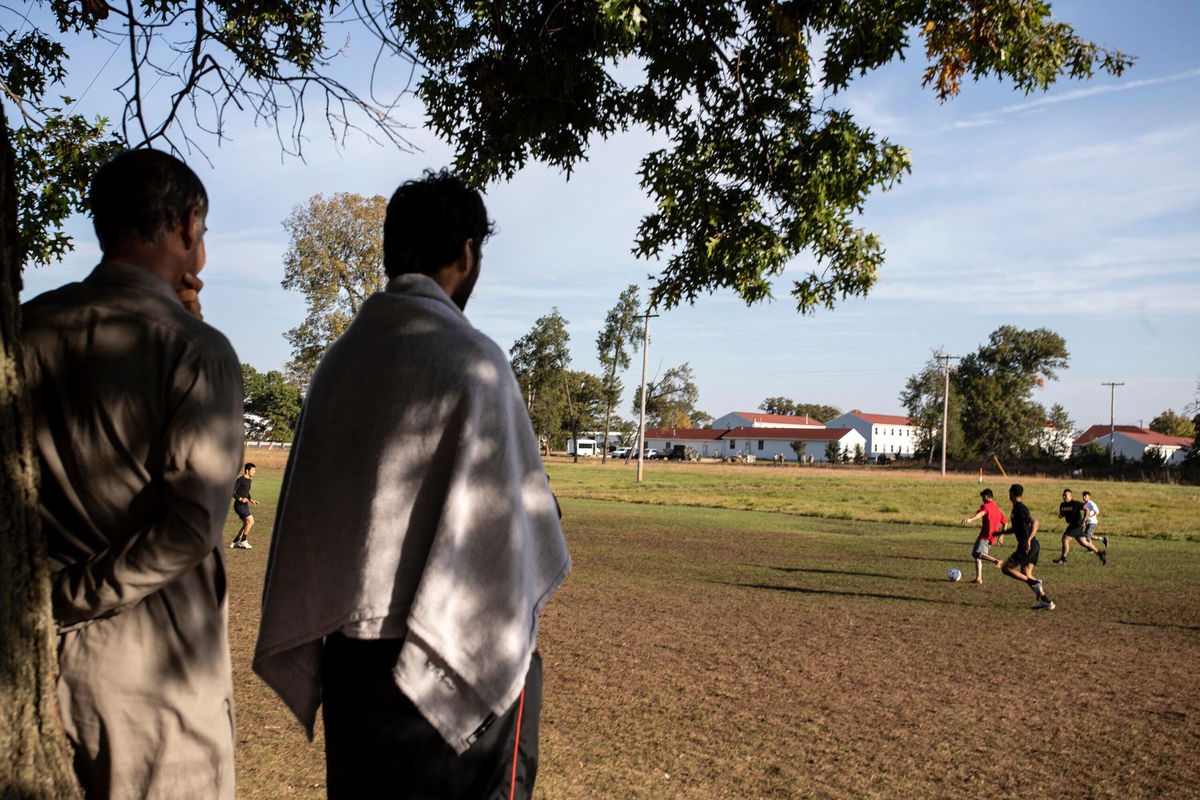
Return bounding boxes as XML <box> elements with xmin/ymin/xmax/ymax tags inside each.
<box><xmin>748</xmin><ymin>564</ymin><xmax>948</xmax><ymax>583</ymax></box>
<box><xmin>887</xmin><ymin>554</ymin><xmax>965</xmax><ymax>563</ymax></box>
<box><xmin>1114</xmin><ymin>619</ymin><xmax>1200</xmax><ymax>633</ymax></box>
<box><xmin>724</xmin><ymin>581</ymin><xmax>969</xmax><ymax>606</ymax></box>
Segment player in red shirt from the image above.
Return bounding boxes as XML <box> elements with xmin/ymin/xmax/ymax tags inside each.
<box><xmin>960</xmin><ymin>488</ymin><xmax>1008</xmax><ymax>584</ymax></box>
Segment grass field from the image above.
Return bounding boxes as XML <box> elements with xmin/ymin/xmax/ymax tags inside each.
<box><xmin>226</xmin><ymin>452</ymin><xmax>1200</xmax><ymax>799</ymax></box>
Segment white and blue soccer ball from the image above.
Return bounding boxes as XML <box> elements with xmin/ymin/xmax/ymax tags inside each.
<box><xmin>947</xmin><ymin>568</ymin><xmax>962</xmax><ymax>582</ymax></box>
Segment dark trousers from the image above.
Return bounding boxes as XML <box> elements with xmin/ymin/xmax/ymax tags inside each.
<box><xmin>321</xmin><ymin>633</ymin><xmax>542</xmax><ymax>800</ymax></box>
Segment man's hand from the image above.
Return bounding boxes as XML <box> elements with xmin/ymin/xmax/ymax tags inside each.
<box><xmin>177</xmin><ymin>272</ymin><xmax>204</xmax><ymax>319</ymax></box>
<box><xmin>251</xmin><ymin>499</ymin><xmax>260</xmax><ymax>506</ymax></box>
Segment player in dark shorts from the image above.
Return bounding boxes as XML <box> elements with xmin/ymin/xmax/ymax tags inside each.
<box><xmin>231</xmin><ymin>462</ymin><xmax>259</xmax><ymax>549</ymax></box>
<box><xmin>1000</xmin><ymin>484</ymin><xmax>1054</xmax><ymax>610</ymax></box>
<box><xmin>1053</xmin><ymin>488</ymin><xmax>1106</xmax><ymax>565</ymax></box>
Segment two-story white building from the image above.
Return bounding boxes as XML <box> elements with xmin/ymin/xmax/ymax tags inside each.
<box><xmin>711</xmin><ymin>411</ymin><xmax>825</xmax><ymax>430</ymax></box>
<box><xmin>823</xmin><ymin>412</ymin><xmax>917</xmax><ymax>459</ymax></box>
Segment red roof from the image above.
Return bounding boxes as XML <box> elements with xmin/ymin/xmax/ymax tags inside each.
<box><xmin>643</xmin><ymin>428</ymin><xmax>725</xmax><ymax>440</ymax></box>
<box><xmin>720</xmin><ymin>426</ymin><xmax>857</xmax><ymax>441</ymax></box>
<box><xmin>1074</xmin><ymin>425</ymin><xmax>1192</xmax><ymax>448</ymax></box>
<box><xmin>844</xmin><ymin>412</ymin><xmax>913</xmax><ymax>426</ymax></box>
<box><xmin>731</xmin><ymin>411</ymin><xmax>825</xmax><ymax>426</ymax></box>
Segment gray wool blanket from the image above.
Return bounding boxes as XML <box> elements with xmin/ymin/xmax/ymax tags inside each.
<box><xmin>253</xmin><ymin>274</ymin><xmax>570</xmax><ymax>753</ymax></box>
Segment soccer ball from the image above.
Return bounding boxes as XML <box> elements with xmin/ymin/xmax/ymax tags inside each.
<box><xmin>947</xmin><ymin>568</ymin><xmax>962</xmax><ymax>582</ymax></box>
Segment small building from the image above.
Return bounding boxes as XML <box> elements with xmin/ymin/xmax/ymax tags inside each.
<box><xmin>719</xmin><ymin>427</ymin><xmax>867</xmax><ymax>463</ymax></box>
<box><xmin>1072</xmin><ymin>425</ymin><xmax>1193</xmax><ymax>465</ymax></box>
<box><xmin>824</xmin><ymin>412</ymin><xmax>917</xmax><ymax>459</ymax></box>
<box><xmin>642</xmin><ymin>428</ymin><xmax>726</xmax><ymax>458</ymax></box>
<box><xmin>711</xmin><ymin>411</ymin><xmax>825</xmax><ymax>430</ymax></box>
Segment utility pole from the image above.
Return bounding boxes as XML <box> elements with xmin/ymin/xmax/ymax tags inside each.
<box><xmin>1101</xmin><ymin>381</ymin><xmax>1124</xmax><ymax>465</ymax></box>
<box><xmin>936</xmin><ymin>354</ymin><xmax>961</xmax><ymax>477</ymax></box>
<box><xmin>635</xmin><ymin>309</ymin><xmax>659</xmax><ymax>483</ymax></box>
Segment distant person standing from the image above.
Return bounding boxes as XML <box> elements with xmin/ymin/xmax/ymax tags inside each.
<box><xmin>960</xmin><ymin>488</ymin><xmax>1007</xmax><ymax>584</ymax></box>
<box><xmin>1081</xmin><ymin>490</ymin><xmax>1107</xmax><ymax>549</ymax></box>
<box><xmin>1001</xmin><ymin>484</ymin><xmax>1055</xmax><ymax>610</ymax></box>
<box><xmin>231</xmin><ymin>462</ymin><xmax>259</xmax><ymax>549</ymax></box>
<box><xmin>1053</xmin><ymin>488</ymin><xmax>1106</xmax><ymax>565</ymax></box>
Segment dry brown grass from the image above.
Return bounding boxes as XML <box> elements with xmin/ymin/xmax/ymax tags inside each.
<box><xmin>225</xmin><ymin>458</ymin><xmax>1200</xmax><ymax>799</ymax></box>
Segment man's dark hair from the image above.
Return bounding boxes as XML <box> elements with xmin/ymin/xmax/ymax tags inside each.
<box><xmin>980</xmin><ymin>488</ymin><xmax>993</xmax><ymax>500</ymax></box>
<box><xmin>1082</xmin><ymin>491</ymin><xmax>1091</xmax><ymax>498</ymax></box>
<box><xmin>90</xmin><ymin>149</ymin><xmax>208</xmax><ymax>251</ymax></box>
<box><xmin>1062</xmin><ymin>488</ymin><xmax>1072</xmax><ymax>495</ymax></box>
<box><xmin>244</xmin><ymin>463</ymin><xmax>256</xmax><ymax>472</ymax></box>
<box><xmin>383</xmin><ymin>169</ymin><xmax>494</xmax><ymax>279</ymax></box>
<box><xmin>1010</xmin><ymin>483</ymin><xmax>1024</xmax><ymax>498</ymax></box>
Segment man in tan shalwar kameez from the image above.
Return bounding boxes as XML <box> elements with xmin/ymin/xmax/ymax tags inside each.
<box><xmin>22</xmin><ymin>150</ymin><xmax>243</xmax><ymax>798</ymax></box>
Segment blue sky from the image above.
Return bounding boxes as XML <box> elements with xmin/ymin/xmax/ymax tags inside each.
<box><xmin>16</xmin><ymin>0</ymin><xmax>1200</xmax><ymax>430</ymax></box>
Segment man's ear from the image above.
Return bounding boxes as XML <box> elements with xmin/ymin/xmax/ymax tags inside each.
<box><xmin>180</xmin><ymin>206</ymin><xmax>204</xmax><ymax>250</ymax></box>
<box><xmin>456</xmin><ymin>237</ymin><xmax>476</xmax><ymax>275</ymax></box>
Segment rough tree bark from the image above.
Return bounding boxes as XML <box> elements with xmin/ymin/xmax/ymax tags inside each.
<box><xmin>0</xmin><ymin>104</ymin><xmax>82</xmax><ymax>799</ymax></box>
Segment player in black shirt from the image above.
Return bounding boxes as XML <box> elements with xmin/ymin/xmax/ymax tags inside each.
<box><xmin>1052</xmin><ymin>488</ymin><xmax>1106</xmax><ymax>565</ymax></box>
<box><xmin>1000</xmin><ymin>484</ymin><xmax>1054</xmax><ymax>610</ymax></box>
<box><xmin>231</xmin><ymin>462</ymin><xmax>259</xmax><ymax>549</ymax></box>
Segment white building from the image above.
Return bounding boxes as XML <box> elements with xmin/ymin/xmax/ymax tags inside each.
<box><xmin>1036</xmin><ymin>423</ymin><xmax>1075</xmax><ymax>460</ymax></box>
<box><xmin>1072</xmin><ymin>425</ymin><xmax>1193</xmax><ymax>465</ymax></box>
<box><xmin>711</xmin><ymin>411</ymin><xmax>826</xmax><ymax>430</ymax></box>
<box><xmin>642</xmin><ymin>428</ymin><xmax>726</xmax><ymax>458</ymax></box>
<box><xmin>824</xmin><ymin>412</ymin><xmax>917</xmax><ymax>459</ymax></box>
<box><xmin>719</xmin><ymin>427</ymin><xmax>867</xmax><ymax>463</ymax></box>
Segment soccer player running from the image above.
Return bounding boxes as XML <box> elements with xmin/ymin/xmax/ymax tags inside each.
<box><xmin>1053</xmin><ymin>488</ymin><xmax>1106</xmax><ymax>565</ymax></box>
<box><xmin>1081</xmin><ymin>491</ymin><xmax>1107</xmax><ymax>549</ymax></box>
<box><xmin>1001</xmin><ymin>484</ymin><xmax>1055</xmax><ymax>610</ymax></box>
<box><xmin>960</xmin><ymin>488</ymin><xmax>1007</xmax><ymax>584</ymax></box>
<box><xmin>231</xmin><ymin>462</ymin><xmax>259</xmax><ymax>549</ymax></box>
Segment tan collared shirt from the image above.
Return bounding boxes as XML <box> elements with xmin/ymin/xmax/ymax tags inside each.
<box><xmin>23</xmin><ymin>260</ymin><xmax>243</xmax><ymax>799</ymax></box>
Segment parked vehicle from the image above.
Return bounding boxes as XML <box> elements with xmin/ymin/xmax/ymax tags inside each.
<box><xmin>610</xmin><ymin>447</ymin><xmax>631</xmax><ymax>459</ymax></box>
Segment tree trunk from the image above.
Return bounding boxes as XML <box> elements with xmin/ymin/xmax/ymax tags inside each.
<box><xmin>0</xmin><ymin>105</ymin><xmax>82</xmax><ymax>798</ymax></box>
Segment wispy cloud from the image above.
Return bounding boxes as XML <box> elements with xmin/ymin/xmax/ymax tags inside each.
<box><xmin>952</xmin><ymin>67</ymin><xmax>1200</xmax><ymax>129</ymax></box>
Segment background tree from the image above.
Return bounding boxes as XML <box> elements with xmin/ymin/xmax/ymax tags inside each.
<box><xmin>899</xmin><ymin>355</ymin><xmax>966</xmax><ymax>463</ymax></box>
<box><xmin>632</xmin><ymin>363</ymin><xmax>701</xmax><ymax>429</ymax></box>
<box><xmin>759</xmin><ymin>396</ymin><xmax>798</xmax><ymax>415</ymax></box>
<box><xmin>1038</xmin><ymin>403</ymin><xmax>1075</xmax><ymax>460</ymax></box>
<box><xmin>596</xmin><ymin>285</ymin><xmax>641</xmax><ymax>462</ymax></box>
<box><xmin>510</xmin><ymin>308</ymin><xmax>571</xmax><ymax>448</ymax></box>
<box><xmin>824</xmin><ymin>440</ymin><xmax>843</xmax><ymax>464</ymax></box>
<box><xmin>241</xmin><ymin>364</ymin><xmax>303</xmax><ymax>442</ymax></box>
<box><xmin>757</xmin><ymin>397</ymin><xmax>840</xmax><ymax>422</ymax></box>
<box><xmin>1149</xmin><ymin>409</ymin><xmax>1196</xmax><ymax>439</ymax></box>
<box><xmin>280</xmin><ymin>192</ymin><xmax>387</xmax><ymax>385</ymax></box>
<box><xmin>560</xmin><ymin>370</ymin><xmax>607</xmax><ymax>453</ymax></box>
<box><xmin>954</xmin><ymin>326</ymin><xmax>1069</xmax><ymax>459</ymax></box>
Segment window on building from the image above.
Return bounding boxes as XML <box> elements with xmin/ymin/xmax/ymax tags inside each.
<box><xmin>729</xmin><ymin>440</ymin><xmax>736</xmax><ymax>449</ymax></box>
<box><xmin>665</xmin><ymin>442</ymin><xmax>671</xmax><ymax>450</ymax></box>
<box><xmin>758</xmin><ymin>440</ymin><xmax>764</xmax><ymax>450</ymax></box>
